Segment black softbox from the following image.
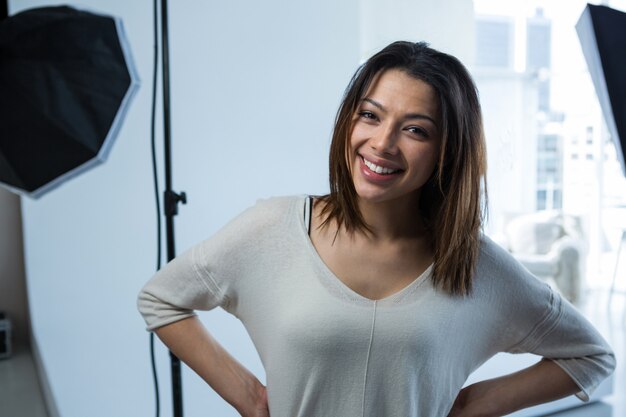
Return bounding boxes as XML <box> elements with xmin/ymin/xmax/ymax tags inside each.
<box><xmin>0</xmin><ymin>6</ymin><xmax>140</xmax><ymax>198</ymax></box>
<box><xmin>576</xmin><ymin>4</ymin><xmax>626</xmax><ymax>175</ymax></box>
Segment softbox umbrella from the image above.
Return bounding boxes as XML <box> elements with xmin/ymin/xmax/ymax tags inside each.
<box><xmin>576</xmin><ymin>4</ymin><xmax>626</xmax><ymax>175</ymax></box>
<box><xmin>0</xmin><ymin>6</ymin><xmax>140</xmax><ymax>198</ymax></box>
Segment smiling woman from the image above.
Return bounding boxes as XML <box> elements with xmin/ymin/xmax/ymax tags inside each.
<box><xmin>319</xmin><ymin>42</ymin><xmax>486</xmax><ymax>296</ymax></box>
<box><xmin>137</xmin><ymin>41</ymin><xmax>615</xmax><ymax>417</ymax></box>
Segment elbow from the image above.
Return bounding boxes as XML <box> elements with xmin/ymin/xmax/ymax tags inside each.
<box><xmin>603</xmin><ymin>350</ymin><xmax>617</xmax><ymax>377</ymax></box>
<box><xmin>595</xmin><ymin>340</ymin><xmax>617</xmax><ymax>377</ymax></box>
<box><xmin>584</xmin><ymin>348</ymin><xmax>617</xmax><ymax>395</ymax></box>
<box><xmin>137</xmin><ymin>287</ymin><xmax>153</xmax><ymax>315</ymax></box>
<box><xmin>137</xmin><ymin>288</ymin><xmax>156</xmax><ymax>331</ymax></box>
<box><xmin>585</xmin><ymin>347</ymin><xmax>617</xmax><ymax>383</ymax></box>
<box><xmin>136</xmin><ymin>287</ymin><xmax>196</xmax><ymax>331</ymax></box>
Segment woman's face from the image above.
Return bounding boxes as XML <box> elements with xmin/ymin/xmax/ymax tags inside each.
<box><xmin>349</xmin><ymin>68</ymin><xmax>441</xmax><ymax>206</ymax></box>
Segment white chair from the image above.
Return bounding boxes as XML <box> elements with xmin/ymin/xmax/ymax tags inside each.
<box><xmin>501</xmin><ymin>211</ymin><xmax>586</xmax><ymax>304</ymax></box>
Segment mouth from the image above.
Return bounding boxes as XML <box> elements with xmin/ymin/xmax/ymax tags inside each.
<box><xmin>360</xmin><ymin>156</ymin><xmax>403</xmax><ymax>175</ymax></box>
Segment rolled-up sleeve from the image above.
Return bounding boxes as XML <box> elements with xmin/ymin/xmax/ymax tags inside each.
<box><xmin>137</xmin><ymin>198</ymin><xmax>277</xmax><ymax>331</ymax></box>
<box><xmin>137</xmin><ymin>244</ymin><xmax>228</xmax><ymax>331</ymax></box>
<box><xmin>500</xmin><ymin>268</ymin><xmax>616</xmax><ymax>402</ymax></box>
<box><xmin>509</xmin><ymin>288</ymin><xmax>615</xmax><ymax>401</ymax></box>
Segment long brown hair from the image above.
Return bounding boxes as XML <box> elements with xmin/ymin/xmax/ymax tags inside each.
<box><xmin>319</xmin><ymin>41</ymin><xmax>487</xmax><ymax>296</ymax></box>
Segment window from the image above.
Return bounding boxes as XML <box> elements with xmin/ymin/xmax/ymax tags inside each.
<box><xmin>474</xmin><ymin>0</ymin><xmax>626</xmax><ymax>287</ymax></box>
<box><xmin>475</xmin><ymin>16</ymin><xmax>514</xmax><ymax>69</ymax></box>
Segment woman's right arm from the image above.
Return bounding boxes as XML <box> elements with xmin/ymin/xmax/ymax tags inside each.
<box><xmin>154</xmin><ymin>317</ymin><xmax>268</xmax><ymax>417</ymax></box>
<box><xmin>139</xmin><ymin>202</ymin><xmax>279</xmax><ymax>415</ymax></box>
<box><xmin>137</xmin><ymin>239</ymin><xmax>269</xmax><ymax>416</ymax></box>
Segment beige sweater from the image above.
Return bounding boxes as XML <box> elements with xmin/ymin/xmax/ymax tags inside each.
<box><xmin>138</xmin><ymin>195</ymin><xmax>615</xmax><ymax>417</ymax></box>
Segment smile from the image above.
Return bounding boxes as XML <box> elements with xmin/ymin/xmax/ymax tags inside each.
<box><xmin>361</xmin><ymin>156</ymin><xmax>402</xmax><ymax>175</ymax></box>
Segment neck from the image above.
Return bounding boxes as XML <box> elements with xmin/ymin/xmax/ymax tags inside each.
<box><xmin>356</xmin><ymin>193</ymin><xmax>427</xmax><ymax>241</ymax></box>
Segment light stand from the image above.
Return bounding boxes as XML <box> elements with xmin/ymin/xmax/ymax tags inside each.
<box><xmin>158</xmin><ymin>0</ymin><xmax>187</xmax><ymax>416</ymax></box>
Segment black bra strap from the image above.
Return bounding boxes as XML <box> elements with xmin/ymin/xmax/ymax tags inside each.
<box><xmin>304</xmin><ymin>196</ymin><xmax>313</xmax><ymax>235</ymax></box>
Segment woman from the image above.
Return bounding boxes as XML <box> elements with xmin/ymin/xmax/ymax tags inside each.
<box><xmin>138</xmin><ymin>41</ymin><xmax>615</xmax><ymax>417</ymax></box>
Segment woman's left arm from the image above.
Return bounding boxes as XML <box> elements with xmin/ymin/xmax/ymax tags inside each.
<box><xmin>449</xmin><ymin>240</ymin><xmax>616</xmax><ymax>417</ymax></box>
<box><xmin>448</xmin><ymin>290</ymin><xmax>616</xmax><ymax>417</ymax></box>
<box><xmin>448</xmin><ymin>358</ymin><xmax>578</xmax><ymax>417</ymax></box>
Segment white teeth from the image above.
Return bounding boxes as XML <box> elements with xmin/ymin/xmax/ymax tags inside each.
<box><xmin>363</xmin><ymin>158</ymin><xmax>399</xmax><ymax>175</ymax></box>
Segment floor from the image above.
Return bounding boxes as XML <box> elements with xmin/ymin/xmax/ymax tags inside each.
<box><xmin>0</xmin><ymin>344</ymin><xmax>48</xmax><ymax>417</ymax></box>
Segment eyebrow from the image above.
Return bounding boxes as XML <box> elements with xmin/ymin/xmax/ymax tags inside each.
<box><xmin>361</xmin><ymin>97</ymin><xmax>438</xmax><ymax>128</ymax></box>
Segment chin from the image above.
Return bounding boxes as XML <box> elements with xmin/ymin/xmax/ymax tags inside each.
<box><xmin>354</xmin><ymin>183</ymin><xmax>421</xmax><ymax>207</ymax></box>
<box><xmin>354</xmin><ymin>187</ymin><xmax>399</xmax><ymax>204</ymax></box>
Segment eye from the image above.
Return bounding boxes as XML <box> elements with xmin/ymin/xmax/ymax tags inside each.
<box><xmin>406</xmin><ymin>126</ymin><xmax>429</xmax><ymax>138</ymax></box>
<box><xmin>357</xmin><ymin>110</ymin><xmax>378</xmax><ymax>121</ymax></box>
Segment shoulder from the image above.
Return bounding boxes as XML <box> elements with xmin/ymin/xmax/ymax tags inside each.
<box><xmin>476</xmin><ymin>234</ymin><xmax>532</xmax><ymax>280</ymax></box>
<box><xmin>251</xmin><ymin>195</ymin><xmax>304</xmax><ymax>217</ymax></box>
<box><xmin>473</xmin><ymin>234</ymin><xmax>551</xmax><ymax>299</ymax></box>
<box><xmin>191</xmin><ymin>195</ymin><xmax>306</xmax><ymax>265</ymax></box>
<box><xmin>225</xmin><ymin>195</ymin><xmax>304</xmax><ymax>230</ymax></box>
<box><xmin>199</xmin><ymin>195</ymin><xmax>306</xmax><ymax>252</ymax></box>
<box><xmin>225</xmin><ymin>195</ymin><xmax>306</xmax><ymax>222</ymax></box>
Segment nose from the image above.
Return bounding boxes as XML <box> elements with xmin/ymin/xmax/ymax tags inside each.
<box><xmin>370</xmin><ymin>123</ymin><xmax>398</xmax><ymax>155</ymax></box>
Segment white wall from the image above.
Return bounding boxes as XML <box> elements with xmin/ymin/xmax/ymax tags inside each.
<box><xmin>15</xmin><ymin>1</ymin><xmax>358</xmax><ymax>416</ymax></box>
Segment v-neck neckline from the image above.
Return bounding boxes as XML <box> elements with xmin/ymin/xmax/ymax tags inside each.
<box><xmin>296</xmin><ymin>195</ymin><xmax>433</xmax><ymax>307</ymax></box>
